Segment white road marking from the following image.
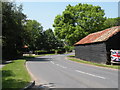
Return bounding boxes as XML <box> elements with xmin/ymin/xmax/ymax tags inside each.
<box><xmin>50</xmin><ymin>61</ymin><xmax>55</xmax><ymax>64</ymax></box>
<box><xmin>59</xmin><ymin>65</ymin><xmax>67</xmax><ymax>69</ymax></box>
<box><xmin>51</xmin><ymin>61</ymin><xmax>67</xmax><ymax>69</ymax></box>
<box><xmin>50</xmin><ymin>61</ymin><xmax>105</xmax><ymax>79</ymax></box>
<box><xmin>56</xmin><ymin>64</ymin><xmax>60</xmax><ymax>66</ymax></box>
<box><xmin>56</xmin><ymin>64</ymin><xmax>67</xmax><ymax>69</ymax></box>
<box><xmin>75</xmin><ymin>70</ymin><xmax>106</xmax><ymax>79</ymax></box>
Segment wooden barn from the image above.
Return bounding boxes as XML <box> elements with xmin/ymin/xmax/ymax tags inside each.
<box><xmin>74</xmin><ymin>26</ymin><xmax>120</xmax><ymax>64</ymax></box>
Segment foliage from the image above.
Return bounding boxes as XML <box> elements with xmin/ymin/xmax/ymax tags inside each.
<box><xmin>2</xmin><ymin>2</ymin><xmax>27</xmax><ymax>60</ymax></box>
<box><xmin>64</xmin><ymin>45</ymin><xmax>74</xmax><ymax>52</ymax></box>
<box><xmin>42</xmin><ymin>28</ymin><xmax>64</xmax><ymax>51</ymax></box>
<box><xmin>2</xmin><ymin>1</ymin><xmax>64</xmax><ymax>60</ymax></box>
<box><xmin>2</xmin><ymin>60</ymin><xmax>31</xmax><ymax>88</ymax></box>
<box><xmin>24</xmin><ymin>23</ymin><xmax>64</xmax><ymax>52</ymax></box>
<box><xmin>115</xmin><ymin>17</ymin><xmax>120</xmax><ymax>26</ymax></box>
<box><xmin>103</xmin><ymin>17</ymin><xmax>120</xmax><ymax>29</ymax></box>
<box><xmin>23</xmin><ymin>20</ymin><xmax>43</xmax><ymax>51</ymax></box>
<box><xmin>53</xmin><ymin>3</ymin><xmax>106</xmax><ymax>45</ymax></box>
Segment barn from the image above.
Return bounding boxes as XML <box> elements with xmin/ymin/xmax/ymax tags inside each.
<box><xmin>74</xmin><ymin>26</ymin><xmax>120</xmax><ymax>64</ymax></box>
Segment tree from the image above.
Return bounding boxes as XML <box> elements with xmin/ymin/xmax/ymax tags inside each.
<box><xmin>24</xmin><ymin>20</ymin><xmax>43</xmax><ymax>51</ymax></box>
<box><xmin>115</xmin><ymin>17</ymin><xmax>120</xmax><ymax>26</ymax></box>
<box><xmin>42</xmin><ymin>28</ymin><xmax>64</xmax><ymax>51</ymax></box>
<box><xmin>2</xmin><ymin>2</ymin><xmax>27</xmax><ymax>60</ymax></box>
<box><xmin>53</xmin><ymin>3</ymin><xmax>106</xmax><ymax>45</ymax></box>
<box><xmin>103</xmin><ymin>17</ymin><xmax>120</xmax><ymax>29</ymax></box>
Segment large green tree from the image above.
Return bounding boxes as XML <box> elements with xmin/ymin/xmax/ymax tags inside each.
<box><xmin>2</xmin><ymin>2</ymin><xmax>26</xmax><ymax>60</ymax></box>
<box><xmin>53</xmin><ymin>3</ymin><xmax>106</xmax><ymax>45</ymax></box>
<box><xmin>24</xmin><ymin>20</ymin><xmax>43</xmax><ymax>51</ymax></box>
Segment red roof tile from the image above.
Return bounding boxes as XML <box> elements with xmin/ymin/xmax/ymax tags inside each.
<box><xmin>74</xmin><ymin>26</ymin><xmax>120</xmax><ymax>45</ymax></box>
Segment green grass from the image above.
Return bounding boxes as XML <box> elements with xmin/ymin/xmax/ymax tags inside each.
<box><xmin>2</xmin><ymin>59</ymin><xmax>31</xmax><ymax>89</ymax></box>
<box><xmin>67</xmin><ymin>55</ymin><xmax>75</xmax><ymax>58</ymax></box>
<box><xmin>67</xmin><ymin>55</ymin><xmax>120</xmax><ymax>69</ymax></box>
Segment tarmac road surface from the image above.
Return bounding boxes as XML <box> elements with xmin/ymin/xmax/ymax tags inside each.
<box><xmin>26</xmin><ymin>53</ymin><xmax>118</xmax><ymax>88</ymax></box>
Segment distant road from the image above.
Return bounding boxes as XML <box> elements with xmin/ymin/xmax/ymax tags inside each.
<box><xmin>26</xmin><ymin>53</ymin><xmax>118</xmax><ymax>88</ymax></box>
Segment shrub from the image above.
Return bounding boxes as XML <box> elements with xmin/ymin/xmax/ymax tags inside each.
<box><xmin>64</xmin><ymin>46</ymin><xmax>74</xmax><ymax>52</ymax></box>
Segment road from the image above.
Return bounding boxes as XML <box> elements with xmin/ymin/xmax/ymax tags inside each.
<box><xmin>26</xmin><ymin>53</ymin><xmax>118</xmax><ymax>88</ymax></box>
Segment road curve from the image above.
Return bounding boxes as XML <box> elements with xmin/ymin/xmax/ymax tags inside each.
<box><xmin>26</xmin><ymin>53</ymin><xmax>118</xmax><ymax>88</ymax></box>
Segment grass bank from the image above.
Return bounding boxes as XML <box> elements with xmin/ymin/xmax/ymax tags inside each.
<box><xmin>2</xmin><ymin>59</ymin><xmax>31</xmax><ymax>89</ymax></box>
<box><xmin>67</xmin><ymin>55</ymin><xmax>120</xmax><ymax>69</ymax></box>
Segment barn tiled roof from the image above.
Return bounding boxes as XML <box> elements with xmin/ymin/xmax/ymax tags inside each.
<box><xmin>74</xmin><ymin>26</ymin><xmax>120</xmax><ymax>45</ymax></box>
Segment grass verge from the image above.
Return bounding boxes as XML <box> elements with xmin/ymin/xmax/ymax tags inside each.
<box><xmin>2</xmin><ymin>59</ymin><xmax>31</xmax><ymax>89</ymax></box>
<box><xmin>67</xmin><ymin>55</ymin><xmax>120</xmax><ymax>69</ymax></box>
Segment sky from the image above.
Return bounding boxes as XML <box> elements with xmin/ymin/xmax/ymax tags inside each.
<box><xmin>16</xmin><ymin>1</ymin><xmax>119</xmax><ymax>30</ymax></box>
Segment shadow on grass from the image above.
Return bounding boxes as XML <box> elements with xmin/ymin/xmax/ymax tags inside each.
<box><xmin>2</xmin><ymin>70</ymin><xmax>29</xmax><ymax>89</ymax></box>
<box><xmin>2</xmin><ymin>70</ymin><xmax>15</xmax><ymax>77</ymax></box>
<box><xmin>2</xmin><ymin>79</ymin><xmax>29</xmax><ymax>89</ymax></box>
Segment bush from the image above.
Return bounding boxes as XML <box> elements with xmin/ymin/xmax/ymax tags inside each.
<box><xmin>56</xmin><ymin>47</ymin><xmax>65</xmax><ymax>54</ymax></box>
<box><xmin>35</xmin><ymin>50</ymin><xmax>55</xmax><ymax>54</ymax></box>
<box><xmin>64</xmin><ymin>46</ymin><xmax>74</xmax><ymax>52</ymax></box>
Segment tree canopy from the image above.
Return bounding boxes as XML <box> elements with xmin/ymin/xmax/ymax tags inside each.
<box><xmin>2</xmin><ymin>2</ymin><xmax>119</xmax><ymax>60</ymax></box>
<box><xmin>2</xmin><ymin>2</ymin><xmax>27</xmax><ymax>59</ymax></box>
<box><xmin>2</xmin><ymin>1</ymin><xmax>64</xmax><ymax>60</ymax></box>
<box><xmin>23</xmin><ymin>20</ymin><xmax>43</xmax><ymax>50</ymax></box>
<box><xmin>42</xmin><ymin>28</ymin><xmax>64</xmax><ymax>51</ymax></box>
<box><xmin>24</xmin><ymin>22</ymin><xmax>64</xmax><ymax>52</ymax></box>
<box><xmin>53</xmin><ymin>3</ymin><xmax>106</xmax><ymax>45</ymax></box>
<box><xmin>103</xmin><ymin>17</ymin><xmax>120</xmax><ymax>29</ymax></box>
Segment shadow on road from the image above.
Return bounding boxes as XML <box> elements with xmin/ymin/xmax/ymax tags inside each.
<box><xmin>26</xmin><ymin>57</ymin><xmax>52</xmax><ymax>62</ymax></box>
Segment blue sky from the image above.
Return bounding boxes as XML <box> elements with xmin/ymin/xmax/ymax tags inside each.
<box><xmin>17</xmin><ymin>2</ymin><xmax>118</xmax><ymax>30</ymax></box>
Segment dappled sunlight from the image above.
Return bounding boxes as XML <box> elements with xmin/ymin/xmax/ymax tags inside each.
<box><xmin>2</xmin><ymin>70</ymin><xmax>29</xmax><ymax>88</ymax></box>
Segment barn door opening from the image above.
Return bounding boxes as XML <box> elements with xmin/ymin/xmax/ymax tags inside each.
<box><xmin>106</xmin><ymin>51</ymin><xmax>111</xmax><ymax>65</ymax></box>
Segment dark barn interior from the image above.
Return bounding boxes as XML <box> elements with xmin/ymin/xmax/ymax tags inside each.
<box><xmin>106</xmin><ymin>32</ymin><xmax>120</xmax><ymax>63</ymax></box>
